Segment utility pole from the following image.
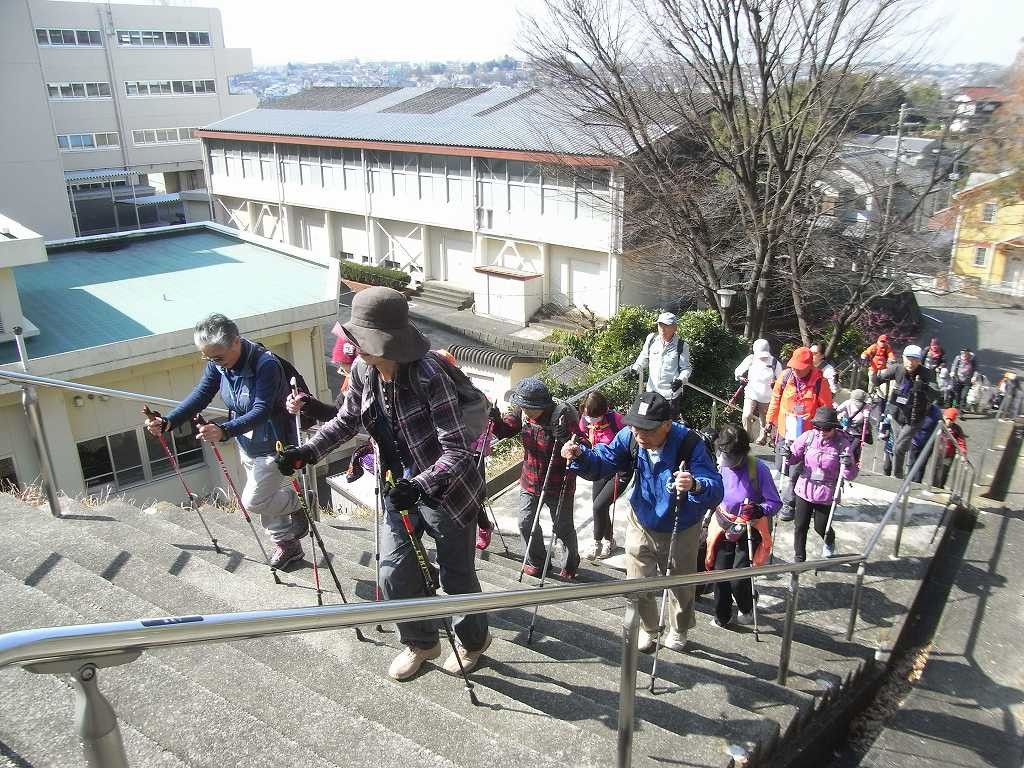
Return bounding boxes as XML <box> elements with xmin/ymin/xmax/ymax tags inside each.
<box><xmin>882</xmin><ymin>102</ymin><xmax>908</xmax><ymax>226</ymax></box>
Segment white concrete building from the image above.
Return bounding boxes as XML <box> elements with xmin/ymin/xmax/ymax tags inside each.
<box><xmin>0</xmin><ymin>0</ymin><xmax>256</xmax><ymax>239</ymax></box>
<box><xmin>0</xmin><ymin>213</ymin><xmax>338</xmax><ymax>504</ymax></box>
<box><xmin>198</xmin><ymin>86</ymin><xmax>659</xmax><ymax>325</ymax></box>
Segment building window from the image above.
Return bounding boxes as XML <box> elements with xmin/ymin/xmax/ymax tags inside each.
<box><xmin>78</xmin><ymin>423</ymin><xmax>202</xmax><ymax>492</ymax></box>
<box><xmin>47</xmin><ymin>81</ymin><xmax>112</xmax><ymax>100</ymax></box>
<box><xmin>36</xmin><ymin>29</ymin><xmax>102</xmax><ymax>47</ymax></box>
<box><xmin>132</xmin><ymin>127</ymin><xmax>197</xmax><ymax>146</ymax></box>
<box><xmin>116</xmin><ymin>29</ymin><xmax>210</xmax><ymax>47</ymax></box>
<box><xmin>974</xmin><ymin>246</ymin><xmax>989</xmax><ymax>267</ymax></box>
<box><xmin>982</xmin><ymin>202</ymin><xmax>998</xmax><ymax>224</ymax></box>
<box><xmin>0</xmin><ymin>457</ymin><xmax>18</xmax><ymax>492</ymax></box>
<box><xmin>57</xmin><ymin>132</ymin><xmax>120</xmax><ymax>151</ymax></box>
<box><xmin>125</xmin><ymin>79</ymin><xmax>215</xmax><ymax>97</ymax></box>
<box><xmin>144</xmin><ymin>423</ymin><xmax>204</xmax><ymax>478</ymax></box>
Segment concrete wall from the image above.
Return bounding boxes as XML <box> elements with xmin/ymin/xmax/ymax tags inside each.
<box><xmin>0</xmin><ymin>0</ymin><xmax>76</xmax><ymax>239</ymax></box>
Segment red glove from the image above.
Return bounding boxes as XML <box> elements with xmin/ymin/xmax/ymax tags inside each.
<box><xmin>738</xmin><ymin>502</ymin><xmax>763</xmax><ymax>521</ymax></box>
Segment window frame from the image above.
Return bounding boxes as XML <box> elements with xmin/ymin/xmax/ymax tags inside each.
<box><xmin>974</xmin><ymin>246</ymin><xmax>989</xmax><ymax>267</ymax></box>
<box><xmin>36</xmin><ymin>28</ymin><xmax>102</xmax><ymax>47</ymax></box>
<box><xmin>981</xmin><ymin>202</ymin><xmax>998</xmax><ymax>224</ymax></box>
<box><xmin>57</xmin><ymin>132</ymin><xmax>119</xmax><ymax>152</ymax></box>
<box><xmin>126</xmin><ymin>78</ymin><xmax>215</xmax><ymax>97</ymax></box>
<box><xmin>115</xmin><ymin>29</ymin><xmax>212</xmax><ymax>47</ymax></box>
<box><xmin>78</xmin><ymin>423</ymin><xmax>204</xmax><ymax>493</ymax></box>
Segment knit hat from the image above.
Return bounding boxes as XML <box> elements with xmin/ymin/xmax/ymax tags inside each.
<box><xmin>811</xmin><ymin>406</ymin><xmax>840</xmax><ymax>430</ymax></box>
<box><xmin>510</xmin><ymin>377</ymin><xmax>553</xmax><ymax>410</ymax></box>
<box><xmin>943</xmin><ymin>407</ymin><xmax>959</xmax><ymax>422</ymax></box>
<box><xmin>851</xmin><ymin>389</ymin><xmax>867</xmax><ymax>403</ymax></box>
<box><xmin>656</xmin><ymin>311</ymin><xmax>678</xmax><ymax>326</ymax></box>
<box><xmin>341</xmin><ymin>286</ymin><xmax>430</xmax><ymax>363</ymax></box>
<box><xmin>788</xmin><ymin>347</ymin><xmax>813</xmax><ymax>369</ymax></box>
<box><xmin>903</xmin><ymin>344</ymin><xmax>923</xmax><ymax>360</ymax></box>
<box><xmin>624</xmin><ymin>391</ymin><xmax>672</xmax><ymax>430</ymax></box>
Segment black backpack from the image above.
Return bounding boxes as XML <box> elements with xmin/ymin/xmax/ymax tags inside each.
<box><xmin>626</xmin><ymin>427</ymin><xmax>708</xmax><ymax>478</ymax></box>
<box><xmin>254</xmin><ymin>342</ymin><xmax>315</xmax><ymax>430</ymax></box>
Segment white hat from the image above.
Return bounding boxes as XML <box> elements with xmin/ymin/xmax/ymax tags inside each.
<box><xmin>656</xmin><ymin>312</ymin><xmax>678</xmax><ymax>326</ymax></box>
<box><xmin>903</xmin><ymin>344</ymin><xmax>923</xmax><ymax>360</ymax></box>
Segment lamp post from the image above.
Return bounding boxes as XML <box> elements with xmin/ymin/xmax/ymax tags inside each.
<box><xmin>715</xmin><ymin>288</ymin><xmax>737</xmax><ymax>326</ymax></box>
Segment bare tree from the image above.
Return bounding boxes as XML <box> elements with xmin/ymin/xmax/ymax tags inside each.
<box><xmin>521</xmin><ymin>0</ymin><xmax>930</xmax><ymax>339</ymax></box>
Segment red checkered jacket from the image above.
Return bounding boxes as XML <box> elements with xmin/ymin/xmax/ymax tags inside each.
<box><xmin>493</xmin><ymin>402</ymin><xmax>584</xmax><ymax>497</ymax></box>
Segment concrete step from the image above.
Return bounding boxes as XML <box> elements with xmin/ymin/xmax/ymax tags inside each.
<box><xmin>72</xmin><ymin>499</ymin><xmax>635</xmax><ymax>768</ymax></box>
<box><xmin>149</xmin><ymin>504</ymin><xmax>766</xmax><ymax>766</ymax></box>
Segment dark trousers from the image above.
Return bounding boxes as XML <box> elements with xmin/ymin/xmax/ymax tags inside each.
<box><xmin>951</xmin><ymin>380</ymin><xmax>968</xmax><ymax>407</ymax></box>
<box><xmin>591</xmin><ymin>473</ymin><xmax>628</xmax><ymax>541</ymax></box>
<box><xmin>713</xmin><ymin>528</ymin><xmax>761</xmax><ymax>623</ymax></box>
<box><xmin>519</xmin><ymin>491</ymin><xmax>579</xmax><ymax>572</ymax></box>
<box><xmin>891</xmin><ymin>422</ymin><xmax>923</xmax><ymax>480</ymax></box>
<box><xmin>934</xmin><ymin>456</ymin><xmax>954</xmax><ymax>488</ymax></box>
<box><xmin>379</xmin><ymin>498</ymin><xmax>488</xmax><ymax>651</ymax></box>
<box><xmin>775</xmin><ymin>439</ymin><xmax>801</xmax><ymax>515</ymax></box>
<box><xmin>793</xmin><ymin>497</ymin><xmax>836</xmax><ymax>562</ymax></box>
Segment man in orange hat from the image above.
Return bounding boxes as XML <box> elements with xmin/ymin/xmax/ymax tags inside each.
<box><xmin>766</xmin><ymin>346</ymin><xmax>833</xmax><ymax>520</ymax></box>
<box><xmin>934</xmin><ymin>407</ymin><xmax>967</xmax><ymax>489</ymax></box>
<box><xmin>861</xmin><ymin>334</ymin><xmax>895</xmax><ymax>397</ymax></box>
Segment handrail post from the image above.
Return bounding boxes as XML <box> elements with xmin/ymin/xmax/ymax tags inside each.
<box><xmin>846</xmin><ymin>562</ymin><xmax>866</xmax><ymax>641</ymax></box>
<box><xmin>926</xmin><ymin>427</ymin><xmax>943</xmax><ymax>493</ymax></box>
<box><xmin>892</xmin><ymin>488</ymin><xmax>909</xmax><ymax>558</ymax></box>
<box><xmin>13</xmin><ymin>328</ymin><xmax>61</xmax><ymax>518</ymax></box>
<box><xmin>776</xmin><ymin>571</ymin><xmax>799</xmax><ymax>685</ymax></box>
<box><xmin>71</xmin><ymin>663</ymin><xmax>130</xmax><ymax>768</ymax></box>
<box><xmin>616</xmin><ymin>596</ymin><xmax>641</xmax><ymax>768</ymax></box>
<box><xmin>710</xmin><ymin>401</ymin><xmax>718</xmax><ymax>430</ymax></box>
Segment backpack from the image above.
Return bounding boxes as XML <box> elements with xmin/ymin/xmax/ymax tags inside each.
<box><xmin>254</xmin><ymin>342</ymin><xmax>316</xmax><ymax>430</ymax></box>
<box><xmin>406</xmin><ymin>351</ymin><xmax>490</xmax><ymax>439</ymax></box>
<box><xmin>780</xmin><ymin>367</ymin><xmax>823</xmax><ymax>398</ymax></box>
<box><xmin>626</xmin><ymin>427</ymin><xmax>709</xmax><ymax>478</ymax></box>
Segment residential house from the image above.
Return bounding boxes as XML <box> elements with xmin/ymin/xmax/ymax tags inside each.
<box><xmin>947</xmin><ymin>172</ymin><xmax>1024</xmax><ymax>295</ymax></box>
<box><xmin>950</xmin><ymin>86</ymin><xmax>1008</xmax><ymax>133</ymax></box>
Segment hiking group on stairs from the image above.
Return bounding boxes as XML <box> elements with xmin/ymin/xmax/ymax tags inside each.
<box><xmin>149</xmin><ymin>291</ymin><xmax>966</xmax><ymax>688</ymax></box>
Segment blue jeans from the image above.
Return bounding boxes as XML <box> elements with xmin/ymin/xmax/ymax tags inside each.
<box><xmin>379</xmin><ymin>497</ymin><xmax>488</xmax><ymax>651</ymax></box>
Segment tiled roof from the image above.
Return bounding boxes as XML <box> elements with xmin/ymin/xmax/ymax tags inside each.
<box><xmin>203</xmin><ymin>86</ymin><xmax>639</xmax><ymax>157</ymax></box>
<box><xmin>958</xmin><ymin>86</ymin><xmax>1008</xmax><ymax>102</ymax></box>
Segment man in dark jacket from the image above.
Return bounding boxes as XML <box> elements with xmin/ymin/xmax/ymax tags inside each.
<box><xmin>144</xmin><ymin>314</ymin><xmax>306</xmax><ymax>569</ymax></box>
<box><xmin>876</xmin><ymin>344</ymin><xmax>939</xmax><ymax>479</ymax></box>
<box><xmin>563</xmin><ymin>392</ymin><xmax>723</xmax><ymax>652</ymax></box>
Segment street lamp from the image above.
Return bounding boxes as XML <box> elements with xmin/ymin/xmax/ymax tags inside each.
<box><xmin>715</xmin><ymin>288</ymin><xmax>737</xmax><ymax>328</ymax></box>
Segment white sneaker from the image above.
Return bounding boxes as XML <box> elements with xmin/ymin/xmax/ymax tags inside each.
<box><xmin>736</xmin><ymin>611</ymin><xmax>754</xmax><ymax>626</ymax></box>
<box><xmin>388</xmin><ymin>643</ymin><xmax>442</xmax><ymax>681</ymax></box>
<box><xmin>662</xmin><ymin>630</ymin><xmax>687</xmax><ymax>651</ymax></box>
<box><xmin>638</xmin><ymin>628</ymin><xmax>657</xmax><ymax>653</ymax></box>
<box><xmin>822</xmin><ymin>542</ymin><xmax>835</xmax><ymax>558</ymax></box>
<box><xmin>598</xmin><ymin>538</ymin><xmax>617</xmax><ymax>559</ymax></box>
<box><xmin>584</xmin><ymin>540</ymin><xmax>603</xmax><ymax>561</ymax></box>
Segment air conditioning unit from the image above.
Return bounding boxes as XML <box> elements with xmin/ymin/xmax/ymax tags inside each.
<box><xmin>476</xmin><ymin>207</ymin><xmax>493</xmax><ymax>229</ymax></box>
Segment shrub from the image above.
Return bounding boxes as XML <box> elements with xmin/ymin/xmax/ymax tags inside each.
<box><xmin>340</xmin><ymin>260</ymin><xmax>411</xmax><ymax>290</ymax></box>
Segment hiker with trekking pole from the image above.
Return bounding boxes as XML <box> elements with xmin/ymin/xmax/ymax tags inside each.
<box><xmin>626</xmin><ymin>312</ymin><xmax>692</xmax><ymax>420</ymax></box>
<box><xmin>563</xmin><ymin>391</ymin><xmax>723</xmax><ymax>659</ymax></box>
<box><xmin>275</xmin><ymin>287</ymin><xmax>490</xmax><ymax>685</ymax></box>
<box><xmin>144</xmin><ymin>314</ymin><xmax>308</xmax><ymax>575</ymax></box>
<box><xmin>783</xmin><ymin>406</ymin><xmax>858</xmax><ymax>562</ymax></box>
<box><xmin>703</xmin><ymin>425</ymin><xmax>779</xmax><ymax>633</ymax></box>
<box><xmin>492</xmin><ymin>377</ymin><xmax>584</xmax><ymax>580</ymax></box>
<box><xmin>579</xmin><ymin>390</ymin><xmax>628</xmax><ymax>562</ymax></box>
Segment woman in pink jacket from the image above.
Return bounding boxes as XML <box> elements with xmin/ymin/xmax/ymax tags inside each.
<box><xmin>786</xmin><ymin>406</ymin><xmax>858</xmax><ymax>561</ymax></box>
<box><xmin>579</xmin><ymin>391</ymin><xmax>627</xmax><ymax>560</ymax></box>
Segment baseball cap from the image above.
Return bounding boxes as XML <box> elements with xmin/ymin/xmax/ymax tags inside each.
<box><xmin>623</xmin><ymin>391</ymin><xmax>672</xmax><ymax>430</ymax></box>
<box><xmin>656</xmin><ymin>312</ymin><xmax>678</xmax><ymax>326</ymax></box>
<box><xmin>903</xmin><ymin>344</ymin><xmax>923</xmax><ymax>360</ymax></box>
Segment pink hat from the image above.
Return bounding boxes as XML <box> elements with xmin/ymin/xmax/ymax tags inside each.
<box><xmin>331</xmin><ymin>333</ymin><xmax>359</xmax><ymax>366</ymax></box>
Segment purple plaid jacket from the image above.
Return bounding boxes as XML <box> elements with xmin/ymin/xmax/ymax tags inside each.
<box><xmin>304</xmin><ymin>356</ymin><xmax>483</xmax><ymax>528</ymax></box>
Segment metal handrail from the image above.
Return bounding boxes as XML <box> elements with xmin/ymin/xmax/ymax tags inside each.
<box><xmin>0</xmin><ymin>369</ymin><xmax>229</xmax><ymax>415</ymax></box>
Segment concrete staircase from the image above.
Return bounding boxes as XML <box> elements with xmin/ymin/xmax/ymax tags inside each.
<box><xmin>0</xmin><ymin>478</ymin><xmax>950</xmax><ymax>768</ymax></box>
<box><xmin>413</xmin><ymin>281</ymin><xmax>475</xmax><ymax>312</ymax></box>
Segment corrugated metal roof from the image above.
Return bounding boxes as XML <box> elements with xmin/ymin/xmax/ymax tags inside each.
<box><xmin>203</xmin><ymin>86</ymin><xmax>630</xmax><ymax>157</ymax></box>
<box><xmin>264</xmin><ymin>86</ymin><xmax>401</xmax><ymax>111</ymax></box>
<box><xmin>114</xmin><ymin>193</ymin><xmax>181</xmax><ymax>207</ymax></box>
<box><xmin>65</xmin><ymin>168</ymin><xmax>131</xmax><ymax>182</ymax></box>
<box><xmin>382</xmin><ymin>87</ymin><xmax>490</xmax><ymax>114</ymax></box>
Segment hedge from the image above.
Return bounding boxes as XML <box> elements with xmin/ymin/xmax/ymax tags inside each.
<box><xmin>340</xmin><ymin>260</ymin><xmax>411</xmax><ymax>290</ymax></box>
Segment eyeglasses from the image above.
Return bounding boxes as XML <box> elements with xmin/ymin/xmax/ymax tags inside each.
<box><xmin>201</xmin><ymin>352</ymin><xmax>229</xmax><ymax>365</ymax></box>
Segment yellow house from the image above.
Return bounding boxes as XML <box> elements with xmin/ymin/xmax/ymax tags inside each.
<box><xmin>950</xmin><ymin>171</ymin><xmax>1024</xmax><ymax>294</ymax></box>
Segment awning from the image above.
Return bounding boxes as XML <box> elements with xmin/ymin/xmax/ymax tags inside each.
<box><xmin>65</xmin><ymin>168</ymin><xmax>133</xmax><ymax>183</ymax></box>
<box><xmin>114</xmin><ymin>193</ymin><xmax>182</xmax><ymax>207</ymax></box>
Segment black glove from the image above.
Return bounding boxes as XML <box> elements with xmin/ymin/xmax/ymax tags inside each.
<box><xmin>782</xmin><ymin>442</ymin><xmax>792</xmax><ymax>460</ymax></box>
<box><xmin>739</xmin><ymin>502</ymin><xmax>764</xmax><ymax>521</ymax></box>
<box><xmin>671</xmin><ymin>379</ymin><xmax>683</xmax><ymax>393</ymax></box>
<box><xmin>275</xmin><ymin>445</ymin><xmax>312</xmax><ymax>476</ymax></box>
<box><xmin>488</xmin><ymin>406</ymin><xmax>502</xmax><ymax>423</ymax></box>
<box><xmin>840</xmin><ymin>452</ymin><xmax>852</xmax><ymax>467</ymax></box>
<box><xmin>143</xmin><ymin>407</ymin><xmax>170</xmax><ymax>433</ymax></box>
<box><xmin>624</xmin><ymin>368</ymin><xmax>639</xmax><ymax>382</ymax></box>
<box><xmin>387</xmin><ymin>478</ymin><xmax>421</xmax><ymax>510</ymax></box>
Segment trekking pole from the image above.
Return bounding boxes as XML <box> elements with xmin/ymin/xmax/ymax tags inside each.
<box><xmin>858</xmin><ymin>412</ymin><xmax>869</xmax><ymax>469</ymax></box>
<box><xmin>387</xmin><ymin>472</ymin><xmax>479</xmax><ymax>705</ymax></box>
<box><xmin>371</xmin><ymin>441</ymin><xmax>385</xmax><ymax>633</ymax></box>
<box><xmin>609</xmin><ymin>472</ymin><xmax>620</xmax><ymax>544</ymax></box>
<box><xmin>526</xmin><ymin>436</ymin><xmax>577</xmax><ymax>644</ymax></box>
<box><xmin>142</xmin><ymin>406</ymin><xmax>222</xmax><ymax>554</ymax></box>
<box><xmin>821</xmin><ymin>462</ymin><xmax>846</xmax><ymax>559</ymax></box>
<box><xmin>519</xmin><ymin>416</ymin><xmax>567</xmax><ymax>582</ymax></box>
<box><xmin>477</xmin><ymin>413</ymin><xmax>510</xmax><ymax>555</ymax></box>
<box><xmin>770</xmin><ymin>437</ymin><xmax>789</xmax><ymax>566</ymax></box>
<box><xmin>649</xmin><ymin>459</ymin><xmax>687</xmax><ymax>694</ymax></box>
<box><xmin>194</xmin><ymin>415</ymin><xmax>281</xmax><ymax>584</ymax></box>
<box><xmin>277</xmin><ymin>442</ymin><xmax>366</xmax><ymax>641</ymax></box>
<box><xmin>744</xmin><ymin>502</ymin><xmax>760</xmax><ymax>643</ymax></box>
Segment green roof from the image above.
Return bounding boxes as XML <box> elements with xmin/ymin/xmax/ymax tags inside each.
<box><xmin>1</xmin><ymin>228</ymin><xmax>330</xmax><ymax>365</ymax></box>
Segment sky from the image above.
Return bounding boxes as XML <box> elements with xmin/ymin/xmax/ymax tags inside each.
<box><xmin>98</xmin><ymin>0</ymin><xmax>1023</xmax><ymax>68</ymax></box>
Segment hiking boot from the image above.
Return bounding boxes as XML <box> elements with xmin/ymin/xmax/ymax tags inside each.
<box><xmin>598</xmin><ymin>538</ymin><xmax>617</xmax><ymax>559</ymax></box>
<box><xmin>584</xmin><ymin>540</ymin><xmax>603</xmax><ymax>561</ymax></box>
<box><xmin>388</xmin><ymin>643</ymin><xmax>442</xmax><ymax>681</ymax></box>
<box><xmin>442</xmin><ymin>633</ymin><xmax>492</xmax><ymax>675</ymax></box>
<box><xmin>662</xmin><ymin>630</ymin><xmax>687</xmax><ymax>651</ymax></box>
<box><xmin>638</xmin><ymin>628</ymin><xmax>657</xmax><ymax>653</ymax></box>
<box><xmin>521</xmin><ymin>564</ymin><xmax>541</xmax><ymax>578</ymax></box>
<box><xmin>822</xmin><ymin>542</ymin><xmax>835</xmax><ymax>558</ymax></box>
<box><xmin>710</xmin><ymin>617</ymin><xmax>729</xmax><ymax>629</ymax></box>
<box><xmin>736</xmin><ymin>611</ymin><xmax>754</xmax><ymax>626</ymax></box>
<box><xmin>345</xmin><ymin>460</ymin><xmax>364</xmax><ymax>483</ymax></box>
<box><xmin>290</xmin><ymin>511</ymin><xmax>309</xmax><ymax>540</ymax></box>
<box><xmin>269</xmin><ymin>538</ymin><xmax>303</xmax><ymax>569</ymax></box>
<box><xmin>558</xmin><ymin>567</ymin><xmax>577</xmax><ymax>581</ymax></box>
<box><xmin>779</xmin><ymin>506</ymin><xmax>795</xmax><ymax>522</ymax></box>
<box><xmin>475</xmin><ymin>525</ymin><xmax>492</xmax><ymax>551</ymax></box>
